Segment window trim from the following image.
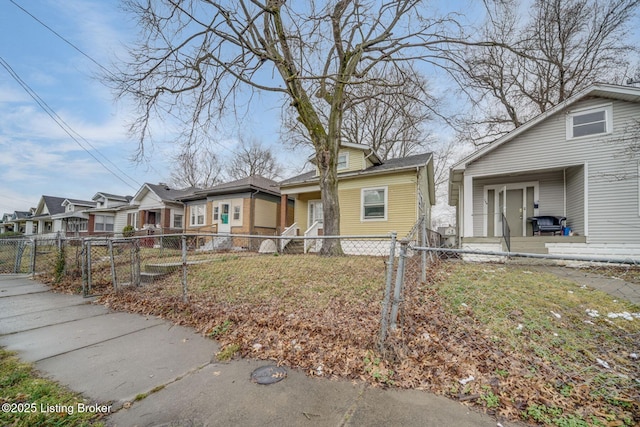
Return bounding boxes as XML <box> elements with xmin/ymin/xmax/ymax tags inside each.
<box><xmin>94</xmin><ymin>214</ymin><xmax>114</xmax><ymax>232</ymax></box>
<box><xmin>566</xmin><ymin>104</ymin><xmax>613</xmax><ymax>140</ymax></box>
<box><xmin>308</xmin><ymin>199</ymin><xmax>323</xmax><ymax>227</ymax></box>
<box><xmin>361</xmin><ymin>186</ymin><xmax>388</xmax><ymax>221</ymax></box>
<box><xmin>173</xmin><ymin>213</ymin><xmax>183</xmax><ymax>229</ymax></box>
<box><xmin>337</xmin><ymin>152</ymin><xmax>349</xmax><ymax>170</ymax></box>
<box><xmin>189</xmin><ymin>203</ymin><xmax>206</xmax><ymax>226</ymax></box>
<box><xmin>233</xmin><ymin>205</ymin><xmax>241</xmax><ymax>221</ymax></box>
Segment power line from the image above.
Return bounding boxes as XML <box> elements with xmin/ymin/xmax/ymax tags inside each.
<box><xmin>7</xmin><ymin>0</ymin><xmax>254</xmax><ymax>180</ymax></box>
<box><xmin>0</xmin><ymin>56</ymin><xmax>140</xmax><ymax>192</ymax></box>
<box><xmin>9</xmin><ymin>0</ymin><xmax>114</xmax><ymax>78</ymax></box>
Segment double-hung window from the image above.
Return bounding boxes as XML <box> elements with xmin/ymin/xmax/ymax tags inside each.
<box><xmin>190</xmin><ymin>204</ymin><xmax>206</xmax><ymax>226</ymax></box>
<box><xmin>567</xmin><ymin>104</ymin><xmax>612</xmax><ymax>139</ymax></box>
<box><xmin>361</xmin><ymin>187</ymin><xmax>387</xmax><ymax>221</ymax></box>
<box><xmin>95</xmin><ymin>215</ymin><xmax>114</xmax><ymax>232</ymax></box>
<box><xmin>173</xmin><ymin>214</ymin><xmax>183</xmax><ymax>228</ymax></box>
<box><xmin>337</xmin><ymin>152</ymin><xmax>349</xmax><ymax>170</ymax></box>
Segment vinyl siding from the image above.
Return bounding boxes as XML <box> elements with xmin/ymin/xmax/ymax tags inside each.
<box><xmin>565</xmin><ymin>166</ymin><xmax>584</xmax><ymax>235</ymax></box>
<box><xmin>466</xmin><ymin>98</ymin><xmax>640</xmax><ymax>243</ymax></box>
<box><xmin>338</xmin><ymin>172</ymin><xmax>417</xmax><ymax>236</ymax></box>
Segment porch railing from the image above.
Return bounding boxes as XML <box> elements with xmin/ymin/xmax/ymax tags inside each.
<box><xmin>501</xmin><ymin>213</ymin><xmax>511</xmax><ymax>252</ymax></box>
<box><xmin>303</xmin><ymin>221</ymin><xmax>321</xmax><ymax>253</ymax></box>
<box><xmin>280</xmin><ymin>222</ymin><xmax>298</xmax><ymax>251</ymax></box>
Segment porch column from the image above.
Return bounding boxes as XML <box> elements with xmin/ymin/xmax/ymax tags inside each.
<box><xmin>163</xmin><ymin>208</ymin><xmax>171</xmax><ymax>229</ymax></box>
<box><xmin>138</xmin><ymin>210</ymin><xmax>146</xmax><ymax>228</ymax></box>
<box><xmin>280</xmin><ymin>194</ymin><xmax>288</xmax><ymax>232</ymax></box>
<box><xmin>463</xmin><ymin>175</ymin><xmax>474</xmax><ymax>238</ymax></box>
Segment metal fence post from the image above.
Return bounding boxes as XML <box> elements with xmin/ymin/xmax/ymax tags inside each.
<box><xmin>420</xmin><ymin>216</ymin><xmax>428</xmax><ymax>283</ymax></box>
<box><xmin>108</xmin><ymin>239</ymin><xmax>118</xmax><ymax>292</ymax></box>
<box><xmin>81</xmin><ymin>240</ymin><xmax>87</xmax><ymax>297</ymax></box>
<box><xmin>30</xmin><ymin>238</ymin><xmax>37</xmax><ymax>277</ymax></box>
<box><xmin>13</xmin><ymin>240</ymin><xmax>23</xmax><ymax>274</ymax></box>
<box><xmin>390</xmin><ymin>239</ymin><xmax>409</xmax><ymax>330</ymax></box>
<box><xmin>182</xmin><ymin>234</ymin><xmax>188</xmax><ymax>303</ymax></box>
<box><xmin>379</xmin><ymin>232</ymin><xmax>397</xmax><ymax>348</ymax></box>
<box><xmin>86</xmin><ymin>240</ymin><xmax>92</xmax><ymax>294</ymax></box>
<box><xmin>131</xmin><ymin>238</ymin><xmax>141</xmax><ymax>287</ymax></box>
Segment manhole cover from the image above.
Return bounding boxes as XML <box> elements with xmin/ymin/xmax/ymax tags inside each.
<box><xmin>251</xmin><ymin>365</ymin><xmax>287</xmax><ymax>385</ymax></box>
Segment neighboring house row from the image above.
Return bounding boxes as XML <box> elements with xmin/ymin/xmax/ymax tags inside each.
<box><xmin>0</xmin><ymin>144</ymin><xmax>436</xmax><ymax>250</ymax></box>
<box><xmin>449</xmin><ymin>83</ymin><xmax>640</xmax><ymax>259</ymax></box>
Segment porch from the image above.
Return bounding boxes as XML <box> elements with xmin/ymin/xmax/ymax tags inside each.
<box><xmin>465</xmin><ymin>165</ymin><xmax>586</xmax><ymax>240</ymax></box>
<box><xmin>462</xmin><ymin>235</ymin><xmax>587</xmax><ymax>254</ymax></box>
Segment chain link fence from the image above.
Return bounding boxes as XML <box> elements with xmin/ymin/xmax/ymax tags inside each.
<box><xmin>393</xmin><ymin>243</ymin><xmax>640</xmax><ymax>426</ymax></box>
<box><xmin>0</xmin><ymin>237</ymin><xmax>34</xmax><ymax>274</ymax></box>
<box><xmin>6</xmin><ymin>228</ymin><xmax>640</xmax><ymax>425</ymax></box>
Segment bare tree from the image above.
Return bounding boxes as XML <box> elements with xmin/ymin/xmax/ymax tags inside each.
<box><xmin>283</xmin><ymin>65</ymin><xmax>438</xmax><ymax>161</ymax></box>
<box><xmin>450</xmin><ymin>0</ymin><xmax>640</xmax><ymax>145</ymax></box>
<box><xmin>169</xmin><ymin>144</ymin><xmax>222</xmax><ymax>188</ymax></box>
<box><xmin>226</xmin><ymin>138</ymin><xmax>283</xmax><ymax>181</ymax></box>
<box><xmin>110</xmin><ymin>0</ymin><xmax>473</xmax><ymax>254</ymax></box>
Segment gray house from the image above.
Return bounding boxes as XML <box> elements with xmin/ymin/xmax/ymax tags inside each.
<box><xmin>449</xmin><ymin>84</ymin><xmax>640</xmax><ymax>259</ymax></box>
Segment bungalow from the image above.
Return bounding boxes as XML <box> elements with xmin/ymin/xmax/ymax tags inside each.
<box><xmin>84</xmin><ymin>192</ymin><xmax>133</xmax><ymax>236</ymax></box>
<box><xmin>7</xmin><ymin>210</ymin><xmax>33</xmax><ymax>234</ymax></box>
<box><xmin>51</xmin><ymin>198</ymin><xmax>97</xmax><ymax>236</ymax></box>
<box><xmin>177</xmin><ymin>175</ymin><xmax>293</xmax><ymax>249</ymax></box>
<box><xmin>279</xmin><ymin>143</ymin><xmax>435</xmax><ymax>251</ymax></box>
<box><xmin>449</xmin><ymin>83</ymin><xmax>640</xmax><ymax>259</ymax></box>
<box><xmin>123</xmin><ymin>183</ymin><xmax>201</xmax><ymax>235</ymax></box>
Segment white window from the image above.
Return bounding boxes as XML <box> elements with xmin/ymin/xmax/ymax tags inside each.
<box><xmin>361</xmin><ymin>187</ymin><xmax>387</xmax><ymax>221</ymax></box>
<box><xmin>308</xmin><ymin>200</ymin><xmax>323</xmax><ymax>226</ymax></box>
<box><xmin>233</xmin><ymin>205</ymin><xmax>241</xmax><ymax>221</ymax></box>
<box><xmin>566</xmin><ymin>104</ymin><xmax>612</xmax><ymax>139</ymax></box>
<box><xmin>173</xmin><ymin>214</ymin><xmax>183</xmax><ymax>228</ymax></box>
<box><xmin>213</xmin><ymin>206</ymin><xmax>219</xmax><ymax>221</ymax></box>
<box><xmin>337</xmin><ymin>152</ymin><xmax>349</xmax><ymax>170</ymax></box>
<box><xmin>95</xmin><ymin>215</ymin><xmax>114</xmax><ymax>232</ymax></box>
<box><xmin>127</xmin><ymin>212</ymin><xmax>139</xmax><ymax>229</ymax></box>
<box><xmin>190</xmin><ymin>204</ymin><xmax>206</xmax><ymax>226</ymax></box>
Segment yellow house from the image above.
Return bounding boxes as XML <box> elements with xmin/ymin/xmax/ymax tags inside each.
<box><xmin>279</xmin><ymin>143</ymin><xmax>435</xmax><ymax>239</ymax></box>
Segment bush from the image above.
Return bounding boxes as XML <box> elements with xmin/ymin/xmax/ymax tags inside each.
<box><xmin>122</xmin><ymin>225</ymin><xmax>135</xmax><ymax>237</ymax></box>
<box><xmin>0</xmin><ymin>231</ymin><xmax>24</xmax><ymax>239</ymax></box>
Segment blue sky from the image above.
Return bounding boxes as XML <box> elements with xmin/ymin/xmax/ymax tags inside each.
<box><xmin>0</xmin><ymin>0</ymin><xmax>297</xmax><ymax>215</ymax></box>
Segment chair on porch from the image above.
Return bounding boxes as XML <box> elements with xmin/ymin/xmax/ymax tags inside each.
<box><xmin>527</xmin><ymin>216</ymin><xmax>566</xmax><ymax>236</ymax></box>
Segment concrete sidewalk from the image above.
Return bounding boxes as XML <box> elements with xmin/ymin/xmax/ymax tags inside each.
<box><xmin>0</xmin><ymin>274</ymin><xmax>511</xmax><ymax>427</ymax></box>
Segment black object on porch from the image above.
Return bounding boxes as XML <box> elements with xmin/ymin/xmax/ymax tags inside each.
<box><xmin>528</xmin><ymin>216</ymin><xmax>566</xmax><ymax>236</ymax></box>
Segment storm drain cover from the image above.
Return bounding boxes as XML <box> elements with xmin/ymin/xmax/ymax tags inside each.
<box><xmin>251</xmin><ymin>365</ymin><xmax>287</xmax><ymax>385</ymax></box>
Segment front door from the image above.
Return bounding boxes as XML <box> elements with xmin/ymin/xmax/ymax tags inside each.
<box><xmin>497</xmin><ymin>188</ymin><xmax>524</xmax><ymax>237</ymax></box>
<box><xmin>308</xmin><ymin>200</ymin><xmax>323</xmax><ymax>230</ymax></box>
<box><xmin>219</xmin><ymin>203</ymin><xmax>230</xmax><ymax>233</ymax></box>
<box><xmin>505</xmin><ymin>189</ymin><xmax>524</xmax><ymax>237</ymax></box>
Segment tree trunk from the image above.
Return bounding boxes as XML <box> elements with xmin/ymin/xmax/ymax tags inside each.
<box><xmin>316</xmin><ymin>145</ymin><xmax>342</xmax><ymax>255</ymax></box>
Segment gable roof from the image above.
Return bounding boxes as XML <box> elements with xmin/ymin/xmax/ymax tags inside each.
<box><xmin>62</xmin><ymin>198</ymin><xmax>96</xmax><ymax>208</ymax></box>
<box><xmin>92</xmin><ymin>192</ymin><xmax>132</xmax><ymax>203</ymax></box>
<box><xmin>132</xmin><ymin>183</ymin><xmax>202</xmax><ymax>204</ymax></box>
<box><xmin>281</xmin><ymin>152</ymin><xmax>433</xmax><ymax>187</ymax></box>
<box><xmin>448</xmin><ymin>83</ymin><xmax>640</xmax><ymax>204</ymax></box>
<box><xmin>178</xmin><ymin>175</ymin><xmax>281</xmax><ymax>201</ymax></box>
<box><xmin>34</xmin><ymin>196</ymin><xmax>67</xmax><ymax>217</ymax></box>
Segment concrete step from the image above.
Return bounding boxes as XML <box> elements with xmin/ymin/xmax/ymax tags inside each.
<box><xmin>140</xmin><ymin>271</ymin><xmax>168</xmax><ymax>283</ymax></box>
<box><xmin>144</xmin><ymin>262</ymin><xmax>182</xmax><ymax>274</ymax></box>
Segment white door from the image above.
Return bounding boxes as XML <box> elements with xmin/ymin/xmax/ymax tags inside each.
<box><xmin>219</xmin><ymin>203</ymin><xmax>230</xmax><ymax>233</ymax></box>
<box><xmin>308</xmin><ymin>200</ymin><xmax>323</xmax><ymax>229</ymax></box>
